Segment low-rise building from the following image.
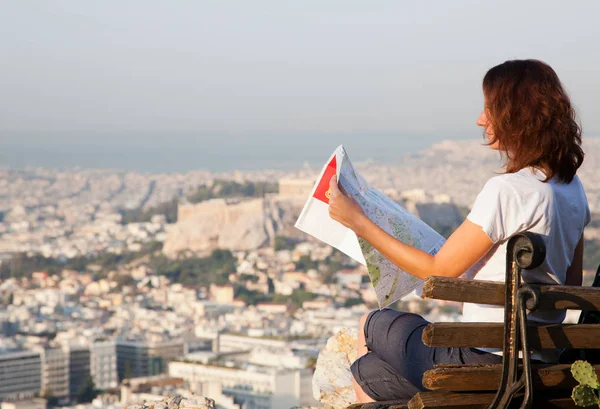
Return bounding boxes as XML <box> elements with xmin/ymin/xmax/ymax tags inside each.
<box><xmin>256</xmin><ymin>303</ymin><xmax>288</xmax><ymax>315</ymax></box>
<box><xmin>0</xmin><ymin>350</ymin><xmax>42</xmax><ymax>401</ymax></box>
<box><xmin>116</xmin><ymin>340</ymin><xmax>184</xmax><ymax>380</ymax></box>
<box><xmin>0</xmin><ymin>399</ymin><xmax>47</xmax><ymax>409</ymax></box>
<box><xmin>217</xmin><ymin>334</ymin><xmax>287</xmax><ymax>353</ymax></box>
<box><xmin>168</xmin><ymin>361</ymin><xmax>316</xmax><ymax>409</ymax></box>
<box><xmin>209</xmin><ymin>285</ymin><xmax>234</xmax><ymax>304</ymax></box>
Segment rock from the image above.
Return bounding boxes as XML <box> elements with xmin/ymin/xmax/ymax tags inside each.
<box><xmin>167</xmin><ymin>395</ymin><xmax>183</xmax><ymax>409</ymax></box>
<box><xmin>162</xmin><ymin>196</ymin><xmax>305</xmax><ymax>257</ymax></box>
<box><xmin>162</xmin><ymin>198</ymin><xmax>267</xmax><ymax>257</ymax></box>
<box><xmin>180</xmin><ymin>397</ymin><xmax>216</xmax><ymax>409</ymax></box>
<box><xmin>313</xmin><ymin>327</ymin><xmax>358</xmax><ymax>409</ymax></box>
<box><xmin>131</xmin><ymin>396</ymin><xmax>215</xmax><ymax>409</ymax></box>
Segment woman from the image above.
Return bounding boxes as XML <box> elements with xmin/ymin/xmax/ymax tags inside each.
<box><xmin>328</xmin><ymin>59</ymin><xmax>591</xmax><ymax>403</ymax></box>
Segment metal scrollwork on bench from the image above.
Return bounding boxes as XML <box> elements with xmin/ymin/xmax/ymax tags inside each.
<box><xmin>488</xmin><ymin>232</ymin><xmax>546</xmax><ymax>409</ymax></box>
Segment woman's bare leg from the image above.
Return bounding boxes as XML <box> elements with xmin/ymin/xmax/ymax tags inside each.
<box><xmin>353</xmin><ymin>312</ymin><xmax>375</xmax><ymax>403</ymax></box>
<box><xmin>357</xmin><ymin>312</ymin><xmax>369</xmax><ymax>357</ymax></box>
<box><xmin>353</xmin><ymin>375</ymin><xmax>375</xmax><ymax>403</ymax></box>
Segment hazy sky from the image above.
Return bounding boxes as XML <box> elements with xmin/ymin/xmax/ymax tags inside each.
<box><xmin>1</xmin><ymin>1</ymin><xmax>599</xmax><ymax>170</ymax></box>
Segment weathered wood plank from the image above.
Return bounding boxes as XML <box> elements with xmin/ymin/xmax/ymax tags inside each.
<box><xmin>422</xmin><ymin>322</ymin><xmax>600</xmax><ymax>349</ymax></box>
<box><xmin>407</xmin><ymin>392</ymin><xmax>498</xmax><ymax>409</ymax></box>
<box><xmin>421</xmin><ymin>276</ymin><xmax>600</xmax><ymax>311</ymax></box>
<box><xmin>408</xmin><ymin>391</ymin><xmax>577</xmax><ymax>409</ymax></box>
<box><xmin>346</xmin><ymin>401</ymin><xmax>408</xmax><ymax>409</ymax></box>
<box><xmin>422</xmin><ymin>363</ymin><xmax>600</xmax><ymax>391</ymax></box>
<box><xmin>422</xmin><ymin>277</ymin><xmax>505</xmax><ymax>306</ymax></box>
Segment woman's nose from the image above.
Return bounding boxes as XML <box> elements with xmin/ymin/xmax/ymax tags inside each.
<box><xmin>476</xmin><ymin>112</ymin><xmax>486</xmax><ymax>127</ymax></box>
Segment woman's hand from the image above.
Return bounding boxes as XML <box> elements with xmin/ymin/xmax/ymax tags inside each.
<box><xmin>328</xmin><ymin>175</ymin><xmax>368</xmax><ymax>235</ymax></box>
<box><xmin>329</xmin><ymin>174</ymin><xmax>495</xmax><ymax>280</ymax></box>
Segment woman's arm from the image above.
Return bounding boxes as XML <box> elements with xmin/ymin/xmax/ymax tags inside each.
<box><xmin>328</xmin><ymin>175</ymin><xmax>494</xmax><ymax>280</ymax></box>
<box><xmin>565</xmin><ymin>235</ymin><xmax>584</xmax><ymax>287</ymax></box>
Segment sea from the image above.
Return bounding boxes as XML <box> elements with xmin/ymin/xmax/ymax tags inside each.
<box><xmin>0</xmin><ymin>129</ymin><xmax>535</xmax><ymax>173</ymax></box>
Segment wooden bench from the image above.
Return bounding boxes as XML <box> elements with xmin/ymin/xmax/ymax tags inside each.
<box><xmin>347</xmin><ymin>232</ymin><xmax>600</xmax><ymax>409</ymax></box>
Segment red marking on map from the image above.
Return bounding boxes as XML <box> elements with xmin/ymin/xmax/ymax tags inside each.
<box><xmin>313</xmin><ymin>156</ymin><xmax>337</xmax><ymax>204</ymax></box>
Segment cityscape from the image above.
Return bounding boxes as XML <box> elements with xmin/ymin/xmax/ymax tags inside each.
<box><xmin>3</xmin><ymin>1</ymin><xmax>600</xmax><ymax>407</ymax></box>
<box><xmin>1</xmin><ymin>139</ymin><xmax>599</xmax><ymax>409</ymax></box>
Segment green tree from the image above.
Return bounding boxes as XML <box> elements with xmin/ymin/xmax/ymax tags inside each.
<box><xmin>296</xmin><ymin>255</ymin><xmax>318</xmax><ymax>272</ymax></box>
<box><xmin>273</xmin><ymin>289</ymin><xmax>317</xmax><ymax>308</ymax></box>
<box><xmin>267</xmin><ymin>277</ymin><xmax>275</xmax><ymax>294</ymax></box>
<box><xmin>343</xmin><ymin>297</ymin><xmax>364</xmax><ymax>308</ymax></box>
<box><xmin>213</xmin><ymin>273</ymin><xmax>230</xmax><ymax>286</ymax></box>
<box><xmin>321</xmin><ymin>248</ymin><xmax>356</xmax><ymax>284</ymax></box>
<box><xmin>114</xmin><ymin>274</ymin><xmax>135</xmax><ymax>288</ymax></box>
<box><xmin>321</xmin><ymin>259</ymin><xmax>341</xmax><ymax>284</ymax></box>
<box><xmin>149</xmin><ymin>249</ymin><xmax>236</xmax><ymax>287</ymax></box>
<box><xmin>42</xmin><ymin>387</ymin><xmax>59</xmax><ymax>407</ymax></box>
<box><xmin>145</xmin><ymin>240</ymin><xmax>164</xmax><ymax>254</ymax></box>
<box><xmin>239</xmin><ymin>274</ymin><xmax>259</xmax><ymax>283</ymax></box>
<box><xmin>120</xmin><ymin>196</ymin><xmax>179</xmax><ymax>224</ymax></box>
<box><xmin>76</xmin><ymin>376</ymin><xmax>97</xmax><ymax>403</ymax></box>
<box><xmin>234</xmin><ymin>286</ymin><xmax>270</xmax><ymax>305</ymax></box>
<box><xmin>187</xmin><ymin>180</ymin><xmax>278</xmax><ymax>204</ymax></box>
<box><xmin>0</xmin><ymin>241</ymin><xmax>166</xmax><ymax>281</ymax></box>
<box><xmin>187</xmin><ymin>185</ymin><xmax>214</xmax><ymax>204</ymax></box>
<box><xmin>274</xmin><ymin>236</ymin><xmax>295</xmax><ymax>251</ymax></box>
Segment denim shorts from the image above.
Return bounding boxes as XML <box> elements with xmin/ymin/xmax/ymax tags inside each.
<box><xmin>350</xmin><ymin>309</ymin><xmax>502</xmax><ymax>401</ymax></box>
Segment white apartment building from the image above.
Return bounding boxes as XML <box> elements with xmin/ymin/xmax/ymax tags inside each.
<box><xmin>91</xmin><ymin>341</ymin><xmax>118</xmax><ymax>389</ymax></box>
<box><xmin>246</xmin><ymin>348</ymin><xmax>309</xmax><ymax>369</ymax></box>
<box><xmin>0</xmin><ymin>350</ymin><xmax>42</xmax><ymax>401</ymax></box>
<box><xmin>168</xmin><ymin>361</ymin><xmax>317</xmax><ymax>409</ymax></box>
<box><xmin>36</xmin><ymin>346</ymin><xmax>69</xmax><ymax>399</ymax></box>
<box><xmin>216</xmin><ymin>334</ymin><xmax>288</xmax><ymax>353</ymax></box>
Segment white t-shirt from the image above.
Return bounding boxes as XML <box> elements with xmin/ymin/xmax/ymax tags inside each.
<box><xmin>462</xmin><ymin>167</ymin><xmax>591</xmax><ymax>360</ymax></box>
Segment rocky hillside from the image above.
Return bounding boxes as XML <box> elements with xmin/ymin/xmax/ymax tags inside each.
<box><xmin>127</xmin><ymin>396</ymin><xmax>215</xmax><ymax>409</ymax></box>
<box><xmin>162</xmin><ymin>195</ymin><xmax>306</xmax><ymax>257</ymax></box>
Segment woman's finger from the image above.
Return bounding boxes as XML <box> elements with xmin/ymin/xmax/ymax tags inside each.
<box><xmin>329</xmin><ymin>175</ymin><xmax>340</xmax><ymax>197</ymax></box>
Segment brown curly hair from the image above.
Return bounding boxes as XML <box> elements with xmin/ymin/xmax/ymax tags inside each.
<box><xmin>483</xmin><ymin>59</ymin><xmax>584</xmax><ymax>183</ymax></box>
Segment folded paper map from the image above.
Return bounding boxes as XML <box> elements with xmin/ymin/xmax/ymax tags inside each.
<box><xmin>295</xmin><ymin>145</ymin><xmax>446</xmax><ymax>308</ymax></box>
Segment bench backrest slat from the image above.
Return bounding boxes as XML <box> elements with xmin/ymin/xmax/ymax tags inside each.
<box><xmin>422</xmin><ymin>276</ymin><xmax>600</xmax><ymax>311</ymax></box>
<box><xmin>422</xmin><ymin>363</ymin><xmax>600</xmax><ymax>391</ymax></box>
<box><xmin>422</xmin><ymin>322</ymin><xmax>600</xmax><ymax>349</ymax></box>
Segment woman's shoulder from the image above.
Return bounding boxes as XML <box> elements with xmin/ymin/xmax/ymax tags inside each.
<box><xmin>475</xmin><ymin>170</ymin><xmax>557</xmax><ymax>216</ymax></box>
<box><xmin>479</xmin><ymin>172</ymin><xmax>523</xmax><ymax>197</ymax></box>
<box><xmin>478</xmin><ymin>168</ymin><xmax>588</xmax><ymax>216</ymax></box>
<box><xmin>482</xmin><ymin>168</ymin><xmax>554</xmax><ymax>196</ymax></box>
